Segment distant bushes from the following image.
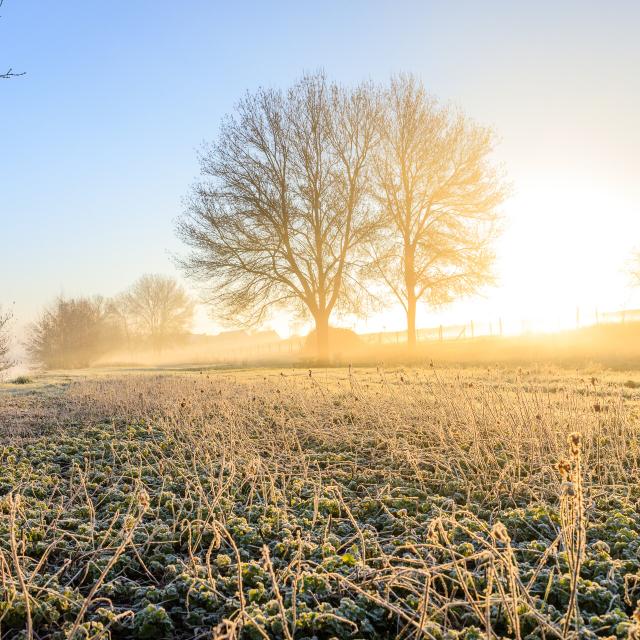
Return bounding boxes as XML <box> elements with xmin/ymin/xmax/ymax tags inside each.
<box><xmin>0</xmin><ymin>305</ymin><xmax>14</xmax><ymax>373</ymax></box>
<box><xmin>26</xmin><ymin>275</ymin><xmax>194</xmax><ymax>370</ymax></box>
<box><xmin>26</xmin><ymin>296</ymin><xmax>123</xmax><ymax>369</ymax></box>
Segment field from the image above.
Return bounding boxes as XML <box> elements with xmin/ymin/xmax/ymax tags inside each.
<box><xmin>2</xmin><ymin>365</ymin><xmax>640</xmax><ymax>639</ymax></box>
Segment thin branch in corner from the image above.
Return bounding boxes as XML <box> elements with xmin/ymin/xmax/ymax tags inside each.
<box><xmin>0</xmin><ymin>0</ymin><xmax>25</xmax><ymax>79</ymax></box>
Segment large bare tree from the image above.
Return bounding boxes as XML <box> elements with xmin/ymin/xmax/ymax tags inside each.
<box><xmin>372</xmin><ymin>75</ymin><xmax>506</xmax><ymax>348</ymax></box>
<box><xmin>177</xmin><ymin>73</ymin><xmax>380</xmax><ymax>360</ymax></box>
<box><xmin>121</xmin><ymin>274</ymin><xmax>194</xmax><ymax>352</ymax></box>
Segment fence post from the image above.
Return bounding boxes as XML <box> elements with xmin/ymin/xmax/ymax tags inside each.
<box><xmin>470</xmin><ymin>320</ymin><xmax>474</xmax><ymax>339</ymax></box>
<box><xmin>439</xmin><ymin>325</ymin><xmax>443</xmax><ymax>343</ymax></box>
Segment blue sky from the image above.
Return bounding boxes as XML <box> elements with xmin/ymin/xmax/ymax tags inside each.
<box><xmin>2</xmin><ymin>1</ymin><xmax>640</xmax><ymax>337</ymax></box>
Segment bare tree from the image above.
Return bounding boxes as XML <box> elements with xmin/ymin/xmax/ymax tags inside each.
<box><xmin>0</xmin><ymin>0</ymin><xmax>24</xmax><ymax>79</ymax></box>
<box><xmin>122</xmin><ymin>274</ymin><xmax>194</xmax><ymax>352</ymax></box>
<box><xmin>177</xmin><ymin>73</ymin><xmax>381</xmax><ymax>361</ymax></box>
<box><xmin>0</xmin><ymin>305</ymin><xmax>14</xmax><ymax>372</ymax></box>
<box><xmin>372</xmin><ymin>75</ymin><xmax>506</xmax><ymax>348</ymax></box>
<box><xmin>26</xmin><ymin>297</ymin><xmax>122</xmax><ymax>369</ymax></box>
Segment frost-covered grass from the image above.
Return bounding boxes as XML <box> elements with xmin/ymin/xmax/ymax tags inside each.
<box><xmin>2</xmin><ymin>366</ymin><xmax>640</xmax><ymax>639</ymax></box>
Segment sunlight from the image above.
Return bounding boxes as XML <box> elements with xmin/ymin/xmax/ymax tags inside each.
<box><xmin>336</xmin><ymin>179</ymin><xmax>640</xmax><ymax>340</ymax></box>
<box><xmin>497</xmin><ymin>177</ymin><xmax>640</xmax><ymax>329</ymax></box>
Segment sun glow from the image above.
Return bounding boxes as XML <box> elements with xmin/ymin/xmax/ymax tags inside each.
<box><xmin>495</xmin><ymin>178</ymin><xmax>640</xmax><ymax>329</ymax></box>
<box><xmin>335</xmin><ymin>177</ymin><xmax>640</xmax><ymax>340</ymax></box>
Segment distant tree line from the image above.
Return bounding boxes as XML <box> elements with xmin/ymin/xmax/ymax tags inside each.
<box><xmin>26</xmin><ymin>275</ymin><xmax>193</xmax><ymax>369</ymax></box>
<box><xmin>177</xmin><ymin>73</ymin><xmax>507</xmax><ymax>360</ymax></box>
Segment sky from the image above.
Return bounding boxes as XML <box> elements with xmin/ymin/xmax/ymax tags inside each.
<box><xmin>2</xmin><ymin>0</ymin><xmax>640</xmax><ymax>341</ymax></box>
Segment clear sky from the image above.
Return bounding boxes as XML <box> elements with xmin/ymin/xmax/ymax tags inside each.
<box><xmin>2</xmin><ymin>0</ymin><xmax>640</xmax><ymax>339</ymax></box>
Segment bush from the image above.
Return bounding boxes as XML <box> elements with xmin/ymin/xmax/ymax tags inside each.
<box><xmin>0</xmin><ymin>305</ymin><xmax>14</xmax><ymax>373</ymax></box>
<box><xmin>26</xmin><ymin>296</ymin><xmax>124</xmax><ymax>369</ymax></box>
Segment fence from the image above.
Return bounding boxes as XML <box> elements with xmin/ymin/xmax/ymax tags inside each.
<box><xmin>360</xmin><ymin>319</ymin><xmax>503</xmax><ymax>346</ymax></box>
<box><xmin>202</xmin><ymin>307</ymin><xmax>640</xmax><ymax>362</ymax></box>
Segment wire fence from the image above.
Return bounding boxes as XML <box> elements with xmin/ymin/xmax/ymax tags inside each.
<box><xmin>200</xmin><ymin>307</ymin><xmax>640</xmax><ymax>362</ymax></box>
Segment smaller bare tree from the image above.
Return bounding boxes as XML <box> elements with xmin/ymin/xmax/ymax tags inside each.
<box><xmin>0</xmin><ymin>305</ymin><xmax>14</xmax><ymax>373</ymax></box>
<box><xmin>122</xmin><ymin>275</ymin><xmax>194</xmax><ymax>352</ymax></box>
<box><xmin>371</xmin><ymin>75</ymin><xmax>507</xmax><ymax>348</ymax></box>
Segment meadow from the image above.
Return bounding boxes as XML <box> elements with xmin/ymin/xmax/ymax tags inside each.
<box><xmin>2</xmin><ymin>365</ymin><xmax>640</xmax><ymax>639</ymax></box>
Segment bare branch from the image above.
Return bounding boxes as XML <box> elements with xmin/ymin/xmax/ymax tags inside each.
<box><xmin>0</xmin><ymin>0</ymin><xmax>24</xmax><ymax>79</ymax></box>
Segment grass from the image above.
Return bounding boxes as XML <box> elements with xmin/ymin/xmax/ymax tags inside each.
<box><xmin>2</xmin><ymin>366</ymin><xmax>640</xmax><ymax>639</ymax></box>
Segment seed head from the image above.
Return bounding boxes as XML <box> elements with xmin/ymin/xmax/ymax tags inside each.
<box><xmin>568</xmin><ymin>431</ymin><xmax>581</xmax><ymax>457</ymax></box>
<box><xmin>137</xmin><ymin>489</ymin><xmax>150</xmax><ymax>510</ymax></box>
<box><xmin>491</xmin><ymin>522</ymin><xmax>510</xmax><ymax>543</ymax></box>
<box><xmin>557</xmin><ymin>458</ymin><xmax>572</xmax><ymax>480</ymax></box>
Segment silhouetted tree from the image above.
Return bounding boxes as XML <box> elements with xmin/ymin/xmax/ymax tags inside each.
<box><xmin>26</xmin><ymin>297</ymin><xmax>122</xmax><ymax>369</ymax></box>
<box><xmin>121</xmin><ymin>274</ymin><xmax>194</xmax><ymax>352</ymax></box>
<box><xmin>371</xmin><ymin>75</ymin><xmax>506</xmax><ymax>348</ymax></box>
<box><xmin>178</xmin><ymin>73</ymin><xmax>381</xmax><ymax>361</ymax></box>
<box><xmin>0</xmin><ymin>305</ymin><xmax>13</xmax><ymax>372</ymax></box>
<box><xmin>0</xmin><ymin>1</ymin><xmax>24</xmax><ymax>79</ymax></box>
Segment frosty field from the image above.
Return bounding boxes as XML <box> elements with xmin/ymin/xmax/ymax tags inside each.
<box><xmin>2</xmin><ymin>366</ymin><xmax>640</xmax><ymax>639</ymax></box>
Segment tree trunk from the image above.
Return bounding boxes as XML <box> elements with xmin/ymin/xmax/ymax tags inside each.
<box><xmin>407</xmin><ymin>295</ymin><xmax>417</xmax><ymax>350</ymax></box>
<box><xmin>315</xmin><ymin>312</ymin><xmax>330</xmax><ymax>364</ymax></box>
<box><xmin>404</xmin><ymin>244</ymin><xmax>417</xmax><ymax>351</ymax></box>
